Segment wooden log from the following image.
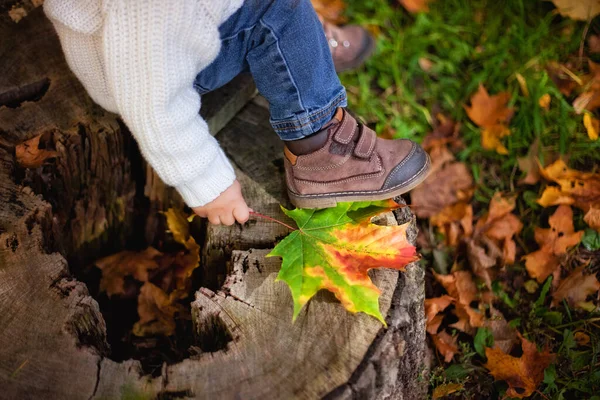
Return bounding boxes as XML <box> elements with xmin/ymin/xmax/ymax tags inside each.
<box><xmin>1</xmin><ymin>8</ymin><xmax>427</xmax><ymax>400</ymax></box>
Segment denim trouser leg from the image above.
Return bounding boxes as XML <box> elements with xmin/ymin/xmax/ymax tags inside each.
<box><xmin>194</xmin><ymin>0</ymin><xmax>347</xmax><ymax>140</ymax></box>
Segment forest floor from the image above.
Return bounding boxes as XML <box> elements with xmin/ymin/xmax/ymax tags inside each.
<box><xmin>338</xmin><ymin>0</ymin><xmax>600</xmax><ymax>398</ymax></box>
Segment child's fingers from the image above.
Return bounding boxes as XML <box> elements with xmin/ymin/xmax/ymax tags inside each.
<box><xmin>233</xmin><ymin>206</ymin><xmax>249</xmax><ymax>224</ymax></box>
<box><xmin>220</xmin><ymin>213</ymin><xmax>235</xmax><ymax>226</ymax></box>
<box><xmin>208</xmin><ymin>214</ymin><xmax>221</xmax><ymax>225</ymax></box>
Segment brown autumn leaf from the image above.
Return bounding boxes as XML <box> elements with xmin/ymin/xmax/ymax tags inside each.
<box><xmin>485</xmin><ymin>307</ymin><xmax>518</xmax><ymax>354</ymax></box>
<box><xmin>432</xmin><ymin>382</ymin><xmax>464</xmax><ymax>399</ymax></box>
<box><xmin>584</xmin><ymin>206</ymin><xmax>600</xmax><ymax>231</ymax></box>
<box><xmin>517</xmin><ymin>138</ymin><xmax>541</xmax><ymax>185</ymax></box>
<box><xmin>484</xmin><ymin>335</ymin><xmax>555</xmax><ymax>399</ymax></box>
<box><xmin>15</xmin><ymin>133</ymin><xmax>58</xmax><ymax>168</ymax></box>
<box><xmin>434</xmin><ymin>270</ymin><xmax>484</xmax><ymax>334</ymax></box>
<box><xmin>574</xmin><ymin>331</ymin><xmax>591</xmax><ymax>346</ymax></box>
<box><xmin>410</xmin><ymin>160</ymin><xmax>473</xmax><ymax>219</ymax></box>
<box><xmin>311</xmin><ymin>0</ymin><xmax>347</xmax><ymax>24</ymax></box>
<box><xmin>573</xmin><ymin>60</ymin><xmax>600</xmax><ymax>113</ymax></box>
<box><xmin>430</xmin><ymin>202</ymin><xmax>473</xmax><ymax>247</ymax></box>
<box><xmin>425</xmin><ymin>295</ymin><xmax>454</xmax><ymax>334</ymax></box>
<box><xmin>522</xmin><ymin>205</ymin><xmax>584</xmax><ymax>283</ymax></box>
<box><xmin>546</xmin><ymin>62</ymin><xmax>580</xmax><ymax>97</ymax></box>
<box><xmin>132</xmin><ymin>282</ymin><xmax>183</xmax><ymax>337</ymax></box>
<box><xmin>464</xmin><ymin>84</ymin><xmax>514</xmax><ymax>155</ymax></box>
<box><xmin>421</xmin><ymin>114</ymin><xmax>462</xmax><ymax>152</ymax></box>
<box><xmin>96</xmin><ymin>247</ymin><xmax>163</xmax><ymax>297</ymax></box>
<box><xmin>432</xmin><ymin>330</ymin><xmax>458</xmax><ymax>363</ymax></box>
<box><xmin>550</xmin><ymin>0</ymin><xmax>600</xmax><ymax>21</ymax></box>
<box><xmin>398</xmin><ymin>0</ymin><xmax>433</xmax><ymax>13</ymax></box>
<box><xmin>538</xmin><ymin>94</ymin><xmax>551</xmax><ymax>110</ymax></box>
<box><xmin>589</xmin><ymin>34</ymin><xmax>600</xmax><ymax>54</ymax></box>
<box><xmin>537</xmin><ymin>159</ymin><xmax>600</xmax><ymax>215</ymax></box>
<box><xmin>551</xmin><ymin>266</ymin><xmax>600</xmax><ymax>309</ymax></box>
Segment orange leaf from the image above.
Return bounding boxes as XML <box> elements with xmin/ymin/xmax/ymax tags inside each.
<box><xmin>537</xmin><ymin>159</ymin><xmax>600</xmax><ymax>213</ymax></box>
<box><xmin>584</xmin><ymin>113</ymin><xmax>600</xmax><ymax>141</ymax></box>
<box><xmin>311</xmin><ymin>0</ymin><xmax>347</xmax><ymax>24</ymax></box>
<box><xmin>431</xmin><ymin>330</ymin><xmax>458</xmax><ymax>363</ymax></box>
<box><xmin>517</xmin><ymin>139</ymin><xmax>541</xmax><ymax>185</ymax></box>
<box><xmin>96</xmin><ymin>247</ymin><xmax>163</xmax><ymax>297</ymax></box>
<box><xmin>538</xmin><ymin>94</ymin><xmax>551</xmax><ymax>110</ymax></box>
<box><xmin>484</xmin><ymin>336</ymin><xmax>555</xmax><ymax>398</ymax></box>
<box><xmin>132</xmin><ymin>282</ymin><xmax>182</xmax><ymax>337</ymax></box>
<box><xmin>434</xmin><ymin>270</ymin><xmax>478</xmax><ymax>306</ymax></box>
<box><xmin>398</xmin><ymin>0</ymin><xmax>433</xmax><ymax>13</ymax></box>
<box><xmin>573</xmin><ymin>61</ymin><xmax>600</xmax><ymax>113</ymax></box>
<box><xmin>464</xmin><ymin>85</ymin><xmax>513</xmax><ymax>155</ymax></box>
<box><xmin>430</xmin><ymin>202</ymin><xmax>473</xmax><ymax>246</ymax></box>
<box><xmin>584</xmin><ymin>206</ymin><xmax>600</xmax><ymax>231</ymax></box>
<box><xmin>425</xmin><ymin>295</ymin><xmax>454</xmax><ymax>334</ymax></box>
<box><xmin>523</xmin><ymin>205</ymin><xmax>584</xmax><ymax>283</ymax></box>
<box><xmin>552</xmin><ymin>266</ymin><xmax>600</xmax><ymax>309</ymax></box>
<box><xmin>432</xmin><ymin>382</ymin><xmax>463</xmax><ymax>399</ymax></box>
<box><xmin>15</xmin><ymin>133</ymin><xmax>58</xmax><ymax>168</ymax></box>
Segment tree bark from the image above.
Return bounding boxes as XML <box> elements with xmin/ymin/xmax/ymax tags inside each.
<box><xmin>0</xmin><ymin>9</ymin><xmax>428</xmax><ymax>400</ymax></box>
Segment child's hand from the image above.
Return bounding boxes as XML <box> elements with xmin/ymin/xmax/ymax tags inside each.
<box><xmin>192</xmin><ymin>180</ymin><xmax>250</xmax><ymax>225</ymax></box>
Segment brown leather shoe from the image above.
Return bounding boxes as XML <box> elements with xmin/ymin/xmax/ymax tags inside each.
<box><xmin>322</xmin><ymin>20</ymin><xmax>376</xmax><ymax>72</ymax></box>
<box><xmin>284</xmin><ymin>109</ymin><xmax>431</xmax><ymax>208</ymax></box>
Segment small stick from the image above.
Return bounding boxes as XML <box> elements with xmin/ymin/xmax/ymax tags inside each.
<box><xmin>249</xmin><ymin>211</ymin><xmax>296</xmax><ymax>231</ymax></box>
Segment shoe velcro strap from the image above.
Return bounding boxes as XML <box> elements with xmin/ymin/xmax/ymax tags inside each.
<box><xmin>353</xmin><ymin>125</ymin><xmax>376</xmax><ymax>159</ymax></box>
<box><xmin>332</xmin><ymin>111</ymin><xmax>357</xmax><ymax>144</ymax></box>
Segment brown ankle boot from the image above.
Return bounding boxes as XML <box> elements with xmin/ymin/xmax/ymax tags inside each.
<box><xmin>284</xmin><ymin>109</ymin><xmax>431</xmax><ymax>209</ymax></box>
<box><xmin>321</xmin><ymin>19</ymin><xmax>375</xmax><ymax>72</ymax></box>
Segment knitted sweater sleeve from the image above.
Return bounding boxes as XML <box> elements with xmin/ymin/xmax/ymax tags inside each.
<box><xmin>49</xmin><ymin>0</ymin><xmax>237</xmax><ymax>207</ymax></box>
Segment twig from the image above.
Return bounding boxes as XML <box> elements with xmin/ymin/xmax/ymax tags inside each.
<box><xmin>249</xmin><ymin>211</ymin><xmax>297</xmax><ymax>231</ymax></box>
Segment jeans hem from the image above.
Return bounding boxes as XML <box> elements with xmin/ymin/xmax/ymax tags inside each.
<box><xmin>271</xmin><ymin>89</ymin><xmax>348</xmax><ymax>140</ymax></box>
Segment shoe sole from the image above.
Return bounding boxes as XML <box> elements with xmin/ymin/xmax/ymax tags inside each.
<box><xmin>288</xmin><ymin>152</ymin><xmax>431</xmax><ymax>209</ymax></box>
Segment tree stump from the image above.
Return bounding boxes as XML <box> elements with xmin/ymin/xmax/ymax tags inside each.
<box><xmin>0</xmin><ymin>8</ymin><xmax>428</xmax><ymax>400</ymax></box>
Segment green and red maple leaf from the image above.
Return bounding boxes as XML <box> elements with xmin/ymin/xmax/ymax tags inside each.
<box><xmin>268</xmin><ymin>200</ymin><xmax>419</xmax><ymax>323</ymax></box>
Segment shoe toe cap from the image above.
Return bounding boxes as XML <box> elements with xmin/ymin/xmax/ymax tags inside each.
<box><xmin>381</xmin><ymin>143</ymin><xmax>430</xmax><ymax>190</ymax></box>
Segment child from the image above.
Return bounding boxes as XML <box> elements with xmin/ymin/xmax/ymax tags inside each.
<box><xmin>44</xmin><ymin>0</ymin><xmax>430</xmax><ymax>226</ymax></box>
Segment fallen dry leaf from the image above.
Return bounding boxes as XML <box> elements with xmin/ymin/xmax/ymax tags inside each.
<box><xmin>425</xmin><ymin>295</ymin><xmax>454</xmax><ymax>334</ymax></box>
<box><xmin>574</xmin><ymin>331</ymin><xmax>591</xmax><ymax>346</ymax></box>
<box><xmin>398</xmin><ymin>0</ymin><xmax>433</xmax><ymax>13</ymax></box>
<box><xmin>311</xmin><ymin>0</ymin><xmax>346</xmax><ymax>24</ymax></box>
<box><xmin>421</xmin><ymin>114</ymin><xmax>462</xmax><ymax>152</ymax></box>
<box><xmin>434</xmin><ymin>270</ymin><xmax>484</xmax><ymax>334</ymax></box>
<box><xmin>485</xmin><ymin>307</ymin><xmax>518</xmax><ymax>354</ymax></box>
<box><xmin>432</xmin><ymin>330</ymin><xmax>458</xmax><ymax>363</ymax></box>
<box><xmin>552</xmin><ymin>266</ymin><xmax>600</xmax><ymax>309</ymax></box>
<box><xmin>464</xmin><ymin>84</ymin><xmax>514</xmax><ymax>155</ymax></box>
<box><xmin>589</xmin><ymin>34</ymin><xmax>600</xmax><ymax>54</ymax></box>
<box><xmin>550</xmin><ymin>0</ymin><xmax>600</xmax><ymax>21</ymax></box>
<box><xmin>484</xmin><ymin>335</ymin><xmax>555</xmax><ymax>398</ymax></box>
<box><xmin>584</xmin><ymin>113</ymin><xmax>599</xmax><ymax>141</ymax></box>
<box><xmin>132</xmin><ymin>282</ymin><xmax>182</xmax><ymax>337</ymax></box>
<box><xmin>430</xmin><ymin>202</ymin><xmax>473</xmax><ymax>246</ymax></box>
<box><xmin>546</xmin><ymin>61</ymin><xmax>580</xmax><ymax>97</ymax></box>
<box><xmin>523</xmin><ymin>205</ymin><xmax>584</xmax><ymax>283</ymax></box>
<box><xmin>432</xmin><ymin>382</ymin><xmax>463</xmax><ymax>399</ymax></box>
<box><xmin>517</xmin><ymin>139</ymin><xmax>541</xmax><ymax>185</ymax></box>
<box><xmin>537</xmin><ymin>159</ymin><xmax>600</xmax><ymax>214</ymax></box>
<box><xmin>15</xmin><ymin>133</ymin><xmax>58</xmax><ymax>168</ymax></box>
<box><xmin>584</xmin><ymin>206</ymin><xmax>600</xmax><ymax>231</ymax></box>
<box><xmin>573</xmin><ymin>61</ymin><xmax>600</xmax><ymax>113</ymax></box>
<box><xmin>538</xmin><ymin>93</ymin><xmax>551</xmax><ymax>110</ymax></box>
<box><xmin>96</xmin><ymin>247</ymin><xmax>163</xmax><ymax>297</ymax></box>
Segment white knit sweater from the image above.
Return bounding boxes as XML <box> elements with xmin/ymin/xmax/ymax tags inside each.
<box><xmin>44</xmin><ymin>0</ymin><xmax>244</xmax><ymax>207</ymax></box>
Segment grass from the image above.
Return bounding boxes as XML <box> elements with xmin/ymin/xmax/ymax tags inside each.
<box><xmin>340</xmin><ymin>0</ymin><xmax>600</xmax><ymax>399</ymax></box>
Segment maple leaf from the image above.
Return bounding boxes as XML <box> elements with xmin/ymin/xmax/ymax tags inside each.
<box><xmin>434</xmin><ymin>270</ymin><xmax>484</xmax><ymax>334</ymax></box>
<box><xmin>522</xmin><ymin>205</ymin><xmax>584</xmax><ymax>283</ymax></box>
<box><xmin>551</xmin><ymin>266</ymin><xmax>600</xmax><ymax>309</ymax></box>
<box><xmin>484</xmin><ymin>335</ymin><xmax>555</xmax><ymax>399</ymax></box>
<box><xmin>132</xmin><ymin>282</ymin><xmax>183</xmax><ymax>337</ymax></box>
<box><xmin>537</xmin><ymin>159</ymin><xmax>600</xmax><ymax>215</ymax></box>
<box><xmin>268</xmin><ymin>200</ymin><xmax>419</xmax><ymax>323</ymax></box>
<box><xmin>430</xmin><ymin>202</ymin><xmax>473</xmax><ymax>247</ymax></box>
<box><xmin>15</xmin><ymin>133</ymin><xmax>58</xmax><ymax>168</ymax></box>
<box><xmin>550</xmin><ymin>0</ymin><xmax>600</xmax><ymax>21</ymax></box>
<box><xmin>464</xmin><ymin>84</ymin><xmax>514</xmax><ymax>155</ymax></box>
<box><xmin>96</xmin><ymin>247</ymin><xmax>163</xmax><ymax>297</ymax></box>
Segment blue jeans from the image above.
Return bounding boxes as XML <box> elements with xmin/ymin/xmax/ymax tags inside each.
<box><xmin>194</xmin><ymin>0</ymin><xmax>347</xmax><ymax>140</ymax></box>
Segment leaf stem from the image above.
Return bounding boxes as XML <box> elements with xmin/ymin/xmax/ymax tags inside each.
<box><xmin>249</xmin><ymin>211</ymin><xmax>297</xmax><ymax>231</ymax></box>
